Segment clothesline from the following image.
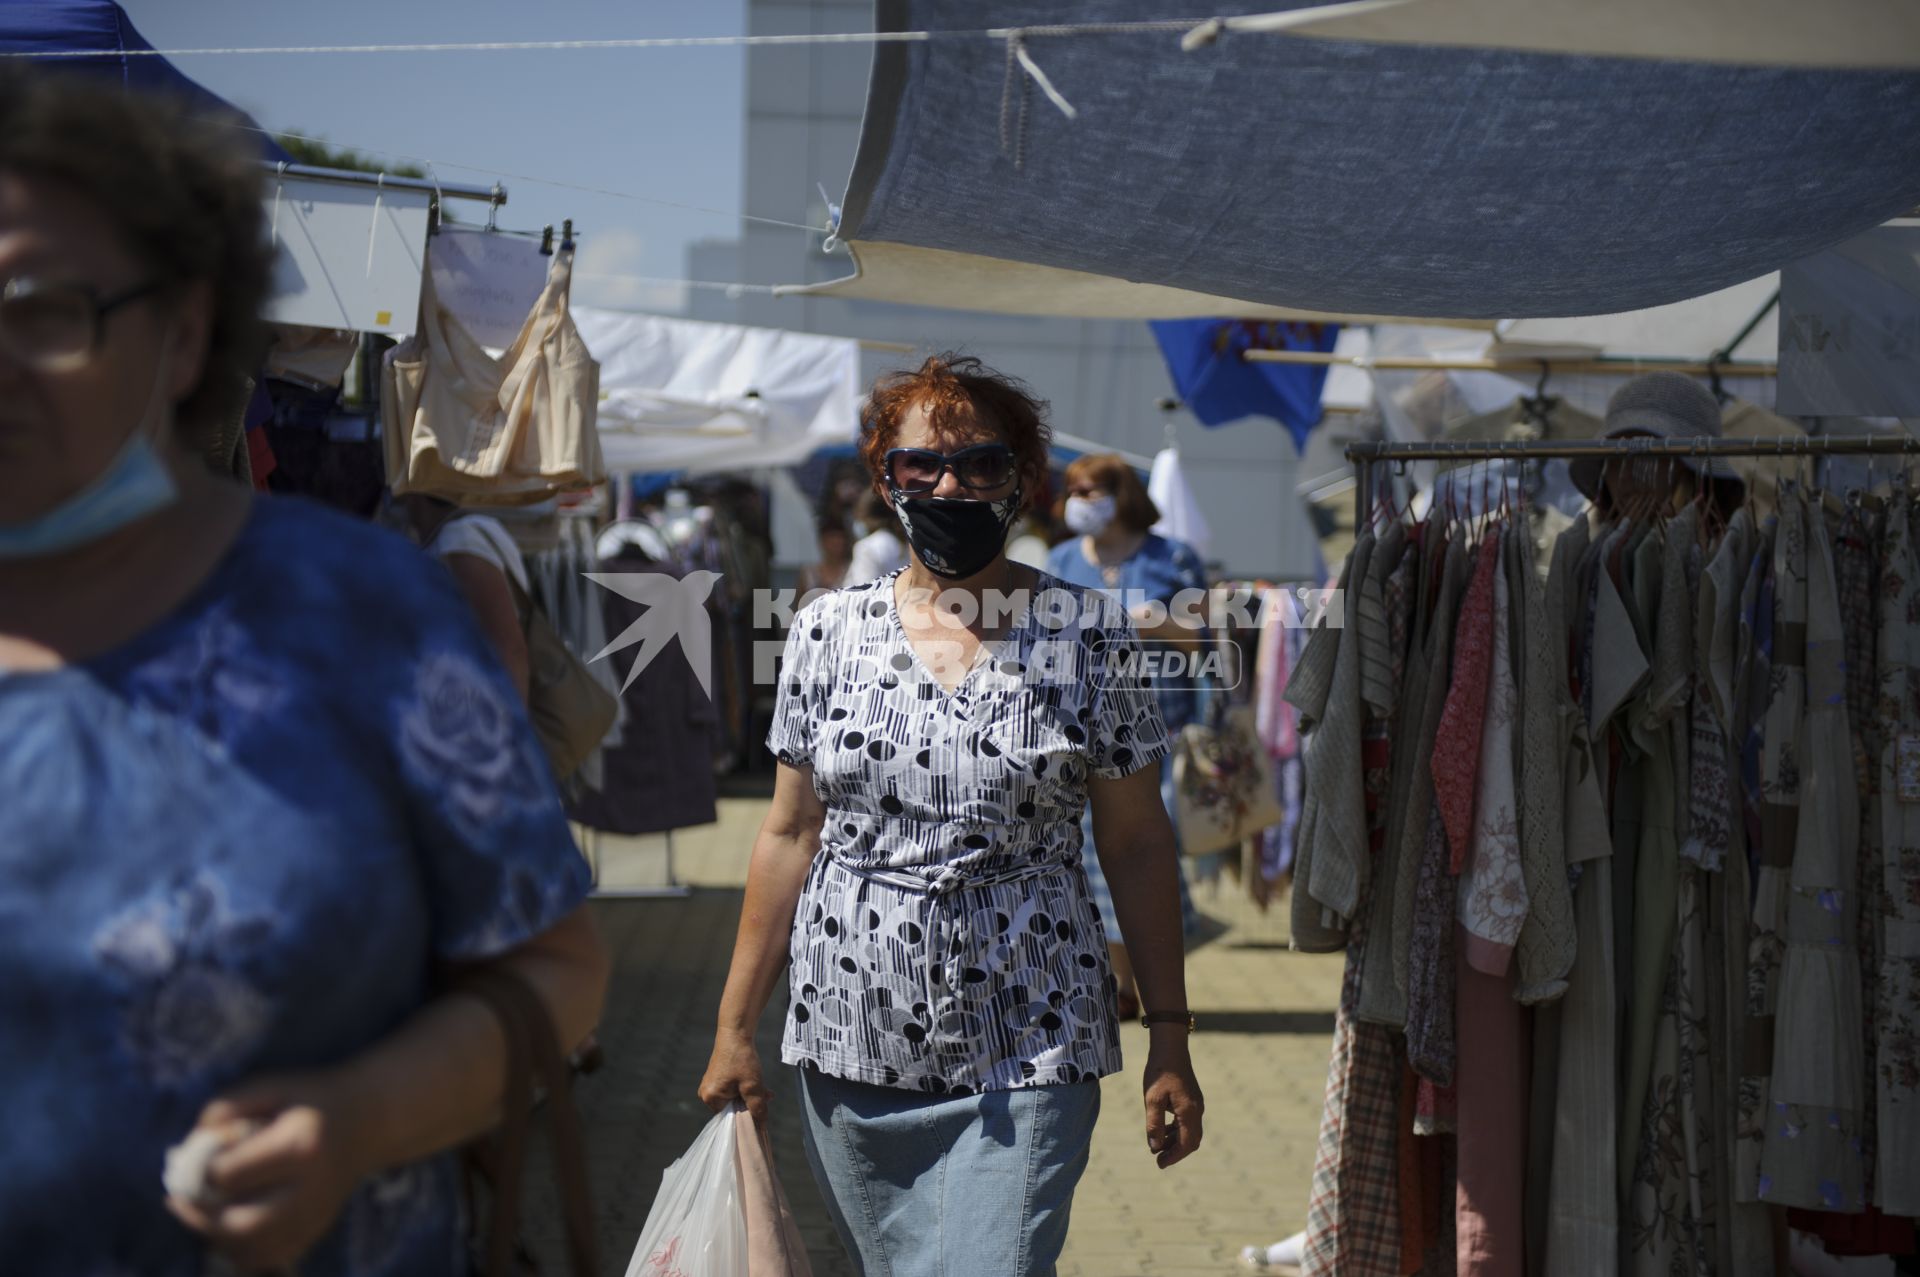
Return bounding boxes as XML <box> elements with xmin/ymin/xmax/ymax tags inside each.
<box><xmin>3</xmin><ymin>6</ymin><xmax>1409</xmax><ymax>60</ymax></box>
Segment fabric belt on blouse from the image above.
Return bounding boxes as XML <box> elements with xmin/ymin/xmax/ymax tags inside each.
<box><xmin>822</xmin><ymin>853</ymin><xmax>1082</xmax><ymax>1001</ymax></box>
<box><xmin>824</xmin><ymin>852</ymin><xmax>1073</xmax><ymax>898</ymax></box>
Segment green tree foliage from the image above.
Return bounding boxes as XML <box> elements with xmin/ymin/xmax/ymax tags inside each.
<box><xmin>273</xmin><ymin>132</ymin><xmax>424</xmax><ymax>179</ymax></box>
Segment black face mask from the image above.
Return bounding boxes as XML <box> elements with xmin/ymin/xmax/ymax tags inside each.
<box><xmin>889</xmin><ymin>487</ymin><xmax>1022</xmax><ymax>580</ymax></box>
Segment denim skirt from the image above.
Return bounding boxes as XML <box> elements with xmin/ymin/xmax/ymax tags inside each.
<box><xmin>795</xmin><ymin>1067</ymin><xmax>1101</xmax><ymax>1276</ymax></box>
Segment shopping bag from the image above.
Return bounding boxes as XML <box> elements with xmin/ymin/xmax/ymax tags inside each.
<box><xmin>627</xmin><ymin>1106</ymin><xmax>813</xmax><ymax>1277</ymax></box>
<box><xmin>735</xmin><ymin>1110</ymin><xmax>815</xmax><ymax>1277</ymax></box>
<box><xmin>1173</xmin><ymin>702</ymin><xmax>1283</xmax><ymax>859</ymax></box>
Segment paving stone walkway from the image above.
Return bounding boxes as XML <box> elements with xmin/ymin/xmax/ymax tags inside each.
<box><xmin>523</xmin><ymin>798</ymin><xmax>1342</xmax><ymax>1275</ymax></box>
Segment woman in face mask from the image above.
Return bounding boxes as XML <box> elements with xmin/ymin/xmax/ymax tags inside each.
<box><xmin>0</xmin><ymin>69</ymin><xmax>607</xmax><ymax>1276</ymax></box>
<box><xmin>700</xmin><ymin>354</ymin><xmax>1204</xmax><ymax>1275</ymax></box>
<box><xmin>1045</xmin><ymin>455</ymin><xmax>1210</xmax><ymax>1015</ymax></box>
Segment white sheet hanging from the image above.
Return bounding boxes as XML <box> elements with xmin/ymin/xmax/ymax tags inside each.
<box><xmin>1148</xmin><ymin>446</ymin><xmax>1213</xmax><ymax>560</ymax></box>
<box><xmin>573</xmin><ymin>310</ymin><xmax>861</xmax><ymax>474</ymax></box>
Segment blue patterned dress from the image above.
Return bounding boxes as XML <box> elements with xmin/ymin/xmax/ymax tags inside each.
<box><xmin>0</xmin><ymin>496</ymin><xmax>591</xmax><ymax>1276</ymax></box>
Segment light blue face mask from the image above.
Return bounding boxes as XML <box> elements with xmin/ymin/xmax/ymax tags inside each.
<box><xmin>0</xmin><ymin>321</ymin><xmax>184</xmax><ymax>559</ymax></box>
<box><xmin>0</xmin><ymin>431</ymin><xmax>179</xmax><ymax>559</ymax></box>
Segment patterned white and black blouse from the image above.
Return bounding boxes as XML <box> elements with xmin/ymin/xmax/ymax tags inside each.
<box><xmin>769</xmin><ymin>570</ymin><xmax>1169</xmax><ymax>1093</ymax></box>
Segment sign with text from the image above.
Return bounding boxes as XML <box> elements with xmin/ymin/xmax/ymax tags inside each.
<box><xmin>1778</xmin><ymin>224</ymin><xmax>1920</xmax><ymax>416</ymax></box>
<box><xmin>261</xmin><ymin>175</ymin><xmax>430</xmax><ymax>335</ymax></box>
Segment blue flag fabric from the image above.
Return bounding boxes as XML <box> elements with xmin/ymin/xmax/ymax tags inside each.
<box><xmin>1149</xmin><ymin>319</ymin><xmax>1340</xmax><ymax>449</ymax></box>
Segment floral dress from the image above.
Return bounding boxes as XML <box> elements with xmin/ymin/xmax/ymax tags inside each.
<box><xmin>0</xmin><ymin>496</ymin><xmax>591</xmax><ymax>1276</ymax></box>
<box><xmin>1875</xmin><ymin>483</ymin><xmax>1920</xmax><ymax>1214</ymax></box>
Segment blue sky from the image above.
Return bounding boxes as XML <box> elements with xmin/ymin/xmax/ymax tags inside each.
<box><xmin>118</xmin><ymin>0</ymin><xmax>753</xmax><ymax>313</ymax></box>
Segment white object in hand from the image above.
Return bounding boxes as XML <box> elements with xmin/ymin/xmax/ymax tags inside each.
<box><xmin>163</xmin><ymin>1122</ymin><xmax>256</xmax><ymax>1208</ymax></box>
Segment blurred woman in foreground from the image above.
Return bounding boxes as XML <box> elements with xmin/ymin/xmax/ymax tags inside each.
<box><xmin>0</xmin><ymin>67</ymin><xmax>605</xmax><ymax>1275</ymax></box>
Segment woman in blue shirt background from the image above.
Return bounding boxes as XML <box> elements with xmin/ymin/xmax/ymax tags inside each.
<box><xmin>1047</xmin><ymin>454</ymin><xmax>1207</xmax><ymax>1016</ymax></box>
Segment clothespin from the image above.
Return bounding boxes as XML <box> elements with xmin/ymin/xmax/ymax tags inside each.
<box><xmin>561</xmin><ymin>218</ymin><xmax>574</xmax><ymax>252</ymax></box>
<box><xmin>539</xmin><ymin>225</ymin><xmax>554</xmax><ymax>256</ymax></box>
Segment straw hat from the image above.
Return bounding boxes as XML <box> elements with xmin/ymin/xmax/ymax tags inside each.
<box><xmin>1569</xmin><ymin>372</ymin><xmax>1745</xmax><ymax>504</ymax></box>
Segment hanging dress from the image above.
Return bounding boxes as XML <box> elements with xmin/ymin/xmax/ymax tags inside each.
<box><xmin>1763</xmin><ymin>494</ymin><xmax>1868</xmax><ymax>1212</ymax></box>
<box><xmin>1625</xmin><ymin>507</ymin><xmax>1717</xmax><ymax>1277</ymax></box>
<box><xmin>1745</xmin><ymin>488</ymin><xmax>1808</xmax><ymax>1207</ymax></box>
<box><xmin>1874</xmin><ymin>481</ymin><xmax>1920</xmax><ymax>1214</ymax></box>
<box><xmin>1544</xmin><ymin>514</ymin><xmax>1622</xmax><ymax>1277</ymax></box>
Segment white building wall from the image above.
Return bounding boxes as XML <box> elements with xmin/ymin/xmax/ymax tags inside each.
<box><xmin>691</xmin><ymin>0</ymin><xmax>1321</xmax><ymax>580</ymax></box>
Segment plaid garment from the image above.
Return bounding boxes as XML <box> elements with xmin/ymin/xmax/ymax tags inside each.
<box><xmin>1302</xmin><ymin>529</ymin><xmax>1416</xmax><ymax>1277</ymax></box>
<box><xmin>1300</xmin><ymin>889</ymin><xmax>1407</xmax><ymax>1277</ymax></box>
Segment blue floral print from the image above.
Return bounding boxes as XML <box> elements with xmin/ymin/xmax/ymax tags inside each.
<box><xmin>0</xmin><ymin>496</ymin><xmax>589</xmax><ymax>1276</ymax></box>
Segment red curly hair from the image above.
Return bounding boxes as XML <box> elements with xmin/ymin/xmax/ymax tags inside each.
<box><xmin>860</xmin><ymin>353</ymin><xmax>1052</xmax><ymax>507</ymax></box>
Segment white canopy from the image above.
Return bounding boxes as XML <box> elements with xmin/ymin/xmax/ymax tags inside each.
<box><xmin>1492</xmin><ymin>274</ymin><xmax>1779</xmax><ymax>362</ymax></box>
<box><xmin>572</xmin><ymin>310</ymin><xmax>862</xmax><ymax>474</ymax></box>
<box><xmin>1265</xmin><ymin>0</ymin><xmax>1920</xmax><ymax>69</ymax></box>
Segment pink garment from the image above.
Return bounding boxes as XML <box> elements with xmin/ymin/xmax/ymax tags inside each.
<box><xmin>1455</xmin><ymin>927</ymin><xmax>1527</xmax><ymax>1277</ymax></box>
<box><xmin>1433</xmin><ymin>534</ymin><xmax>1501</xmax><ymax>873</ymax></box>
<box><xmin>1256</xmin><ymin>586</ymin><xmax>1300</xmax><ymax>759</ymax></box>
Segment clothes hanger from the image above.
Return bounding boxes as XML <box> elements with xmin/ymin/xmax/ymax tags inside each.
<box><xmin>1694</xmin><ymin>452</ymin><xmax>1726</xmax><ymax>547</ymax></box>
<box><xmin>1520</xmin><ymin>361</ymin><xmax>1556</xmax><ymax>431</ymax></box>
<box><xmin>1390</xmin><ymin>458</ymin><xmax>1412</xmax><ymax>530</ymax></box>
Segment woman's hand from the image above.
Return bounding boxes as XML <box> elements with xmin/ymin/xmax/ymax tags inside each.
<box><xmin>698</xmin><ymin>1029</ymin><xmax>773</xmax><ymax>1123</ymax></box>
<box><xmin>1142</xmin><ymin>1033</ymin><xmax>1204</xmax><ymax>1169</ymax></box>
<box><xmin>165</xmin><ymin>1069</ymin><xmax>374</xmax><ymax>1273</ymax></box>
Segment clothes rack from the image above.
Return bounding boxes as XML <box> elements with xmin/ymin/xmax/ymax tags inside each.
<box><xmin>1343</xmin><ymin>433</ymin><xmax>1920</xmax><ymax>539</ymax></box>
<box><xmin>1250</xmin><ymin>350</ymin><xmax>1779</xmax><ymax>378</ymax></box>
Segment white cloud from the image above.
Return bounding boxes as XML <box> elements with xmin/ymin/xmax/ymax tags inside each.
<box><xmin>571</xmin><ymin>226</ymin><xmax>688</xmax><ymax>315</ymax></box>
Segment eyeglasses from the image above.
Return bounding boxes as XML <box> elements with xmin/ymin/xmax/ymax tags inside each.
<box><xmin>0</xmin><ymin>277</ymin><xmax>165</xmax><ymax>372</ymax></box>
<box><xmin>883</xmin><ymin>443</ymin><xmax>1017</xmax><ymax>495</ymax></box>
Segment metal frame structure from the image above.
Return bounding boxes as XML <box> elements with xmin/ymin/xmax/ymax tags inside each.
<box><xmin>259</xmin><ymin>161</ymin><xmax>506</xmax><ymax>210</ymax></box>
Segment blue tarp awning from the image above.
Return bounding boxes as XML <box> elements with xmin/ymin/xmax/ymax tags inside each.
<box><xmin>802</xmin><ymin>1</ymin><xmax>1920</xmax><ymax>321</ymax></box>
<box><xmin>2</xmin><ymin>1</ymin><xmax>289</xmax><ymax>162</ymax></box>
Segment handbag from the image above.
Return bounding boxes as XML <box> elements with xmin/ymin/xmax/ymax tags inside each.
<box><xmin>1172</xmin><ymin>632</ymin><xmax>1282</xmax><ymax>858</ymax></box>
<box><xmin>507</xmin><ymin>575</ymin><xmax>619</xmax><ymax>781</ymax></box>
<box><xmin>457</xmin><ymin>968</ymin><xmax>599</xmax><ymax>1277</ymax></box>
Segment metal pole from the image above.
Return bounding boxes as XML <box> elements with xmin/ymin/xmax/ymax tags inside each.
<box><xmin>1343</xmin><ymin>434</ymin><xmax>1920</xmax><ymax>464</ymax></box>
<box><xmin>1247</xmin><ymin>350</ymin><xmax>1779</xmax><ymax>378</ymax></box>
<box><xmin>1713</xmin><ymin>288</ymin><xmax>1781</xmax><ymax>363</ymax></box>
<box><xmin>259</xmin><ymin>161</ymin><xmax>504</xmax><ymax>207</ymax></box>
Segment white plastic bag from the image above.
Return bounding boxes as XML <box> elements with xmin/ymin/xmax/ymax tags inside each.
<box><xmin>625</xmin><ymin>1107</ymin><xmax>749</xmax><ymax>1277</ymax></box>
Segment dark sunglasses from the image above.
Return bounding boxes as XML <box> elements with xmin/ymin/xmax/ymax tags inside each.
<box><xmin>883</xmin><ymin>443</ymin><xmax>1017</xmax><ymax>496</ymax></box>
